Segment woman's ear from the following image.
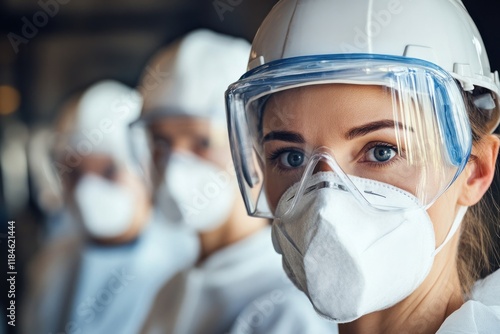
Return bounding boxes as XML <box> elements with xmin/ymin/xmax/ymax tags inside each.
<box><xmin>458</xmin><ymin>135</ymin><xmax>500</xmax><ymax>206</ymax></box>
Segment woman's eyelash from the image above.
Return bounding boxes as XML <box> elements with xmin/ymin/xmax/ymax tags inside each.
<box><xmin>360</xmin><ymin>142</ymin><xmax>404</xmax><ymax>168</ymax></box>
<box><xmin>366</xmin><ymin>142</ymin><xmax>398</xmax><ymax>151</ymax></box>
<box><xmin>364</xmin><ymin>142</ymin><xmax>405</xmax><ymax>158</ymax></box>
<box><xmin>266</xmin><ymin>143</ymin><xmax>403</xmax><ymax>168</ymax></box>
<box><xmin>266</xmin><ymin>147</ymin><xmax>303</xmax><ymax>161</ymax></box>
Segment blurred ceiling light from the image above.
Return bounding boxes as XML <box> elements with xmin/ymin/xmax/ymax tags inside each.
<box><xmin>0</xmin><ymin>85</ymin><xmax>21</xmax><ymax>115</ymax></box>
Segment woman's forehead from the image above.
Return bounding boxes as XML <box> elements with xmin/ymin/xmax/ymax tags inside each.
<box><xmin>263</xmin><ymin>84</ymin><xmax>394</xmax><ymax>133</ymax></box>
<box><xmin>266</xmin><ymin>84</ymin><xmax>392</xmax><ymax>108</ymax></box>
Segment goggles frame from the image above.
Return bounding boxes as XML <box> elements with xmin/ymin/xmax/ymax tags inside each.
<box><xmin>226</xmin><ymin>54</ymin><xmax>473</xmax><ymax>218</ymax></box>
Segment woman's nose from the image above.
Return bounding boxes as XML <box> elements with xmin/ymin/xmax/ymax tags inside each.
<box><xmin>313</xmin><ymin>160</ymin><xmax>334</xmax><ymax>174</ymax></box>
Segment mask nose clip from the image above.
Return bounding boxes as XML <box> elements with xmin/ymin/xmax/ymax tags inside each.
<box><xmin>282</xmin><ymin>149</ymin><xmax>352</xmax><ymax>216</ymax></box>
<box><xmin>286</xmin><ymin>180</ymin><xmax>349</xmax><ymax>202</ymax></box>
<box><xmin>281</xmin><ymin>147</ymin><xmax>377</xmax><ymax>217</ymax></box>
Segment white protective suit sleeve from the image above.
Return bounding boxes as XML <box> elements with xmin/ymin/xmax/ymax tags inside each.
<box><xmin>437</xmin><ymin>269</ymin><xmax>500</xmax><ymax>333</ymax></box>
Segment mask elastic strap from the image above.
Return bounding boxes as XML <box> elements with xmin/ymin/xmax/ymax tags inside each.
<box><xmin>432</xmin><ymin>206</ymin><xmax>468</xmax><ymax>256</ymax></box>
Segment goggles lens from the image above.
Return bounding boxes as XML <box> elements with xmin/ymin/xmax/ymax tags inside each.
<box><xmin>226</xmin><ymin>55</ymin><xmax>472</xmax><ymax>218</ymax></box>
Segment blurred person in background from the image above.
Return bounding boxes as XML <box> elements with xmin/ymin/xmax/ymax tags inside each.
<box><xmin>27</xmin><ymin>95</ymin><xmax>82</xmax><ymax>243</ymax></box>
<box><xmin>133</xmin><ymin>29</ymin><xmax>336</xmax><ymax>334</ymax></box>
<box><xmin>21</xmin><ymin>80</ymin><xmax>199</xmax><ymax>334</ymax></box>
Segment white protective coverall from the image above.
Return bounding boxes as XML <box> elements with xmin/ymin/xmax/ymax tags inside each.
<box><xmin>437</xmin><ymin>269</ymin><xmax>500</xmax><ymax>333</ymax></box>
<box><xmin>22</xmin><ymin>211</ymin><xmax>198</xmax><ymax>334</ymax></box>
<box><xmin>140</xmin><ymin>226</ymin><xmax>338</xmax><ymax>334</ymax></box>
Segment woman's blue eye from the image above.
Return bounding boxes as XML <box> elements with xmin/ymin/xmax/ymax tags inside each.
<box><xmin>367</xmin><ymin>145</ymin><xmax>397</xmax><ymax>162</ymax></box>
<box><xmin>280</xmin><ymin>151</ymin><xmax>305</xmax><ymax>168</ymax></box>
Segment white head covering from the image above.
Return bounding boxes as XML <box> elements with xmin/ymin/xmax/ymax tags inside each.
<box><xmin>138</xmin><ymin>29</ymin><xmax>250</xmax><ymax>125</ymax></box>
<box><xmin>69</xmin><ymin>80</ymin><xmax>143</xmax><ymax>166</ymax></box>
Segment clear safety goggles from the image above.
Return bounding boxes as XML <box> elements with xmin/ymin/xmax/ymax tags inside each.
<box><xmin>226</xmin><ymin>54</ymin><xmax>473</xmax><ymax>218</ymax></box>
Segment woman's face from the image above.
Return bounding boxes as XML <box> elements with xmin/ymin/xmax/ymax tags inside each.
<box><xmin>263</xmin><ymin>84</ymin><xmax>408</xmax><ymax>209</ymax></box>
<box><xmin>262</xmin><ymin>84</ymin><xmax>463</xmax><ymax>245</ymax></box>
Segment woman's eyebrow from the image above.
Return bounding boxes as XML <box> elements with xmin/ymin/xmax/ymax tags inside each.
<box><xmin>345</xmin><ymin>120</ymin><xmax>413</xmax><ymax>140</ymax></box>
<box><xmin>262</xmin><ymin>131</ymin><xmax>305</xmax><ymax>144</ymax></box>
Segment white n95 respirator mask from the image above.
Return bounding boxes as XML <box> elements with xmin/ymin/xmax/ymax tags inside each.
<box><xmin>74</xmin><ymin>174</ymin><xmax>135</xmax><ymax>239</ymax></box>
<box><xmin>156</xmin><ymin>152</ymin><xmax>235</xmax><ymax>232</ymax></box>
<box><xmin>271</xmin><ymin>172</ymin><xmax>467</xmax><ymax>323</ymax></box>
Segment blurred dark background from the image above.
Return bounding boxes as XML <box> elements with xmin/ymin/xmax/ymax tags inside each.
<box><xmin>0</xmin><ymin>0</ymin><xmax>499</xmax><ymax>333</ymax></box>
<box><xmin>0</xmin><ymin>0</ymin><xmax>280</xmax><ymax>124</ymax></box>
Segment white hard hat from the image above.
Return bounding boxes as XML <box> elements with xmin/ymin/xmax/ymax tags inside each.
<box><xmin>225</xmin><ymin>0</ymin><xmax>500</xmax><ymax>218</ymax></box>
<box><xmin>248</xmin><ymin>0</ymin><xmax>499</xmax><ymax>131</ymax></box>
<box><xmin>138</xmin><ymin>29</ymin><xmax>251</xmax><ymax>125</ymax></box>
<box><xmin>71</xmin><ymin>80</ymin><xmax>143</xmax><ymax>166</ymax></box>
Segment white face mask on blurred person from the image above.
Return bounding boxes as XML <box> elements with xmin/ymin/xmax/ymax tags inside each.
<box><xmin>156</xmin><ymin>152</ymin><xmax>235</xmax><ymax>232</ymax></box>
<box><xmin>74</xmin><ymin>174</ymin><xmax>135</xmax><ymax>239</ymax></box>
